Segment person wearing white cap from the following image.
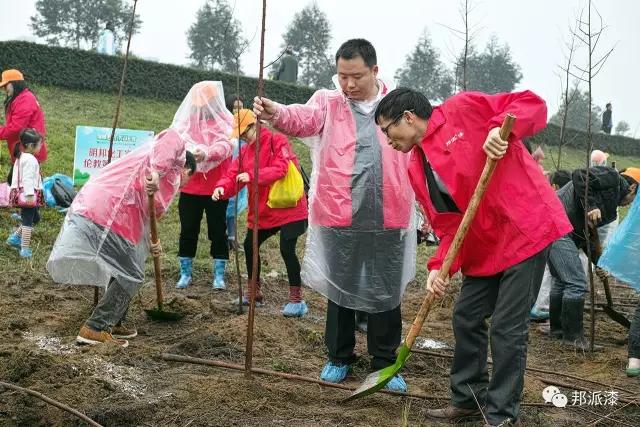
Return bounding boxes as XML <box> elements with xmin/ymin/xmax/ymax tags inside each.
<box><xmin>590</xmin><ymin>149</ymin><xmax>609</xmax><ymax>166</ymax></box>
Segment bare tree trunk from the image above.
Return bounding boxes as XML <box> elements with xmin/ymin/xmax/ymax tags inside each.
<box><xmin>462</xmin><ymin>0</ymin><xmax>469</xmax><ymax>91</ymax></box>
<box><xmin>585</xmin><ymin>0</ymin><xmax>596</xmax><ymax>353</ymax></box>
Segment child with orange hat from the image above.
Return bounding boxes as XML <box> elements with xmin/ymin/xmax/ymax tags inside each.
<box><xmin>213</xmin><ymin>110</ymin><xmax>309</xmax><ymax>317</ymax></box>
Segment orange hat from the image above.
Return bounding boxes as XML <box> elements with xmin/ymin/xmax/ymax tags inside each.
<box><xmin>192</xmin><ymin>81</ymin><xmax>219</xmax><ymax>108</ymax></box>
<box><xmin>232</xmin><ymin>109</ymin><xmax>257</xmax><ymax>137</ymax></box>
<box><xmin>0</xmin><ymin>69</ymin><xmax>24</xmax><ymax>87</ymax></box>
<box><xmin>622</xmin><ymin>167</ymin><xmax>640</xmax><ymax>184</ymax></box>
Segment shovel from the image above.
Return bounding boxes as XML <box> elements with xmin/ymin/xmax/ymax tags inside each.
<box><xmin>346</xmin><ymin>114</ymin><xmax>516</xmax><ymax>401</ymax></box>
<box><xmin>144</xmin><ymin>193</ymin><xmax>184</xmax><ymax>321</ymax></box>
<box><xmin>590</xmin><ymin>229</ymin><xmax>630</xmax><ymax>329</ymax></box>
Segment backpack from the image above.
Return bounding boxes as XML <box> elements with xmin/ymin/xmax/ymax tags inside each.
<box><xmin>51</xmin><ymin>178</ymin><xmax>77</xmax><ymax>208</ymax></box>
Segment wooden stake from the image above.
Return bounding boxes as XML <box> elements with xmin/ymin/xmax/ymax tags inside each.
<box><xmin>94</xmin><ymin>0</ymin><xmax>139</xmax><ymax>307</ymax></box>
<box><xmin>0</xmin><ymin>381</ymin><xmax>103</xmax><ymax>427</ymax></box>
<box><xmin>245</xmin><ymin>0</ymin><xmax>268</xmax><ymax>378</ymax></box>
<box><xmin>160</xmin><ymin>353</ymin><xmax>559</xmax><ymax>407</ymax></box>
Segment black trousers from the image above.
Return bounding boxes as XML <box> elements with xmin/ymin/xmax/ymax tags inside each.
<box><xmin>243</xmin><ymin>220</ymin><xmax>306</xmax><ymax>286</ymax></box>
<box><xmin>178</xmin><ymin>192</ymin><xmax>229</xmax><ymax>260</ymax></box>
<box><xmin>450</xmin><ymin>247</ymin><xmax>549</xmax><ymax>425</ymax></box>
<box><xmin>325</xmin><ymin>299</ymin><xmax>402</xmax><ymax>370</ymax></box>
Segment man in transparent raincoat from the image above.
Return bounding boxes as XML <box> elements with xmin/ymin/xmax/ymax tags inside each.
<box><xmin>47</xmin><ymin>82</ymin><xmax>235</xmax><ymax>347</ymax></box>
<box><xmin>254</xmin><ymin>39</ymin><xmax>416</xmax><ymax>392</ymax></box>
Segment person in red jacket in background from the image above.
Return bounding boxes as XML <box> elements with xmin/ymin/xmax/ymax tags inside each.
<box><xmin>375</xmin><ymin>88</ymin><xmax>572</xmax><ymax>427</ymax></box>
<box><xmin>0</xmin><ymin>69</ymin><xmax>48</xmax><ymax>173</ymax></box>
<box><xmin>213</xmin><ymin>109</ymin><xmax>309</xmax><ymax>317</ymax></box>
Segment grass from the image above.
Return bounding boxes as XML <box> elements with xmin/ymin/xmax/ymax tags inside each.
<box><xmin>1</xmin><ymin>83</ymin><xmax>638</xmax><ymax>280</ymax></box>
<box><xmin>0</xmin><ymin>83</ymin><xmax>315</xmax><ymax>284</ymax></box>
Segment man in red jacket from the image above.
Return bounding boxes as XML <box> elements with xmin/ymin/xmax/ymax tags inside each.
<box><xmin>375</xmin><ymin>88</ymin><xmax>572</xmax><ymax>426</ymax></box>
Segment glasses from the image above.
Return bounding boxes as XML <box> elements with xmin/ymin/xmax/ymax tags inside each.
<box><xmin>380</xmin><ymin>110</ymin><xmax>413</xmax><ymax>136</ymax></box>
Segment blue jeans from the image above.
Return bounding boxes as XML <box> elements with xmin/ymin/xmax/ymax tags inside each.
<box><xmin>548</xmin><ymin>235</ymin><xmax>587</xmax><ymax>301</ymax></box>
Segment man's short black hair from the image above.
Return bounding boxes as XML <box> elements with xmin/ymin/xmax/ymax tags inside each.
<box><xmin>335</xmin><ymin>39</ymin><xmax>377</xmax><ymax>68</ymax></box>
<box><xmin>185</xmin><ymin>150</ymin><xmax>196</xmax><ymax>175</ymax></box>
<box><xmin>374</xmin><ymin>87</ymin><xmax>433</xmax><ymax>124</ymax></box>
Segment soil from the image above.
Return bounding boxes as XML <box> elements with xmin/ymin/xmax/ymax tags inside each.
<box><xmin>0</xmin><ymin>254</ymin><xmax>639</xmax><ymax>426</ymax></box>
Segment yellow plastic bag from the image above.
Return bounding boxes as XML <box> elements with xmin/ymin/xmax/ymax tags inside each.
<box><xmin>267</xmin><ymin>161</ymin><xmax>304</xmax><ymax>208</ymax></box>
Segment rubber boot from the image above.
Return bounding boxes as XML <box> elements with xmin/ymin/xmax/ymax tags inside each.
<box><xmin>176</xmin><ymin>257</ymin><xmax>192</xmax><ymax>289</ymax></box>
<box><xmin>562</xmin><ymin>298</ymin><xmax>598</xmax><ymax>350</ymax></box>
<box><xmin>548</xmin><ymin>293</ymin><xmax>563</xmax><ymax>339</ymax></box>
<box><xmin>213</xmin><ymin>259</ymin><xmax>227</xmax><ymax>290</ymax></box>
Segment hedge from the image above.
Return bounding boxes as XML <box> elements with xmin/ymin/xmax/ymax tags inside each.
<box><xmin>2</xmin><ymin>41</ymin><xmax>639</xmax><ymax>156</ymax></box>
<box><xmin>530</xmin><ymin>123</ymin><xmax>640</xmax><ymax>158</ymax></box>
<box><xmin>0</xmin><ymin>41</ymin><xmax>315</xmax><ymax>105</ymax></box>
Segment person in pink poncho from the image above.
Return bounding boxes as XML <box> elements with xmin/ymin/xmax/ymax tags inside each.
<box><xmin>254</xmin><ymin>39</ymin><xmax>416</xmax><ymax>392</ymax></box>
<box><xmin>47</xmin><ymin>82</ymin><xmax>235</xmax><ymax>348</ymax></box>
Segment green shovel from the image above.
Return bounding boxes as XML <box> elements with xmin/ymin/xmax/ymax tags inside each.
<box><xmin>345</xmin><ymin>114</ymin><xmax>516</xmax><ymax>401</ymax></box>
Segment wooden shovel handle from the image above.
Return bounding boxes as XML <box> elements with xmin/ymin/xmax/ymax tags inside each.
<box><xmin>404</xmin><ymin>114</ymin><xmax>516</xmax><ymax>350</ymax></box>
<box><xmin>148</xmin><ymin>193</ymin><xmax>164</xmax><ymax>311</ymax></box>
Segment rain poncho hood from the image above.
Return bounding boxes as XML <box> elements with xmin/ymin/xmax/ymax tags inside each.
<box><xmin>270</xmin><ymin>77</ymin><xmax>416</xmax><ymax>313</ymax></box>
<box><xmin>171</xmin><ymin>81</ymin><xmax>235</xmax><ymax>173</ymax></box>
<box><xmin>47</xmin><ymin>81</ymin><xmax>234</xmax><ymax>295</ymax></box>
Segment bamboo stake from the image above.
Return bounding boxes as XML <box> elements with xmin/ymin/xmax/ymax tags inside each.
<box><xmin>161</xmin><ymin>353</ymin><xmax>552</xmax><ymax>407</ymax></box>
<box><xmin>0</xmin><ymin>381</ymin><xmax>103</xmax><ymax>427</ymax></box>
<box><xmin>94</xmin><ymin>0</ymin><xmax>139</xmax><ymax>306</ymax></box>
<box><xmin>245</xmin><ymin>0</ymin><xmax>267</xmax><ymax>378</ymax></box>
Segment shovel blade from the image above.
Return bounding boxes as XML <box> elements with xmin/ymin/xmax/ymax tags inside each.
<box><xmin>144</xmin><ymin>308</ymin><xmax>184</xmax><ymax>322</ymax></box>
<box><xmin>344</xmin><ymin>343</ymin><xmax>411</xmax><ymax>401</ymax></box>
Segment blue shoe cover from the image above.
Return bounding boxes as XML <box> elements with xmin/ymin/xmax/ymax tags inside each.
<box><xmin>19</xmin><ymin>247</ymin><xmax>32</xmax><ymax>258</ymax></box>
<box><xmin>282</xmin><ymin>301</ymin><xmax>308</xmax><ymax>317</ymax></box>
<box><xmin>530</xmin><ymin>308</ymin><xmax>550</xmax><ymax>320</ymax></box>
<box><xmin>384</xmin><ymin>374</ymin><xmax>407</xmax><ymax>392</ymax></box>
<box><xmin>6</xmin><ymin>233</ymin><xmax>21</xmax><ymax>248</ymax></box>
<box><xmin>320</xmin><ymin>361</ymin><xmax>349</xmax><ymax>383</ymax></box>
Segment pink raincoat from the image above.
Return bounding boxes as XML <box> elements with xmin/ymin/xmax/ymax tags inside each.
<box><xmin>270</xmin><ymin>79</ymin><xmax>416</xmax><ymax>312</ymax></box>
<box><xmin>46</xmin><ymin>81</ymin><xmax>234</xmax><ymax>295</ymax></box>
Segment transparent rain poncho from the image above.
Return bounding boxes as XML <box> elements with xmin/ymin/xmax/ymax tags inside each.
<box><xmin>284</xmin><ymin>79</ymin><xmax>416</xmax><ymax>313</ymax></box>
<box><xmin>46</xmin><ymin>81</ymin><xmax>234</xmax><ymax>297</ymax></box>
<box><xmin>598</xmin><ymin>195</ymin><xmax>640</xmax><ymax>292</ymax></box>
<box><xmin>171</xmin><ymin>81</ymin><xmax>235</xmax><ymax>172</ymax></box>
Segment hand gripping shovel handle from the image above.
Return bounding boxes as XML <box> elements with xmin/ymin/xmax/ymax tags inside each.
<box><xmin>148</xmin><ymin>193</ymin><xmax>164</xmax><ymax>311</ymax></box>
<box><xmin>403</xmin><ymin>114</ymin><xmax>516</xmax><ymax>351</ymax></box>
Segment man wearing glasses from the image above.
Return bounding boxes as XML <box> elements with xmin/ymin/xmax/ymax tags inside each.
<box><xmin>254</xmin><ymin>39</ymin><xmax>415</xmax><ymax>392</ymax></box>
<box><xmin>374</xmin><ymin>87</ymin><xmax>571</xmax><ymax>426</ymax></box>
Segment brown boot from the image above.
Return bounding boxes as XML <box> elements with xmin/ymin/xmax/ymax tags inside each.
<box><xmin>425</xmin><ymin>405</ymin><xmax>482</xmax><ymax>422</ymax></box>
<box><xmin>112</xmin><ymin>323</ymin><xmax>138</xmax><ymax>339</ymax></box>
<box><xmin>76</xmin><ymin>325</ymin><xmax>128</xmax><ymax>348</ymax></box>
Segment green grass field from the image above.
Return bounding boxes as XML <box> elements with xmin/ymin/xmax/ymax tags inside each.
<box><xmin>1</xmin><ymin>83</ymin><xmax>638</xmax><ymax>278</ymax></box>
